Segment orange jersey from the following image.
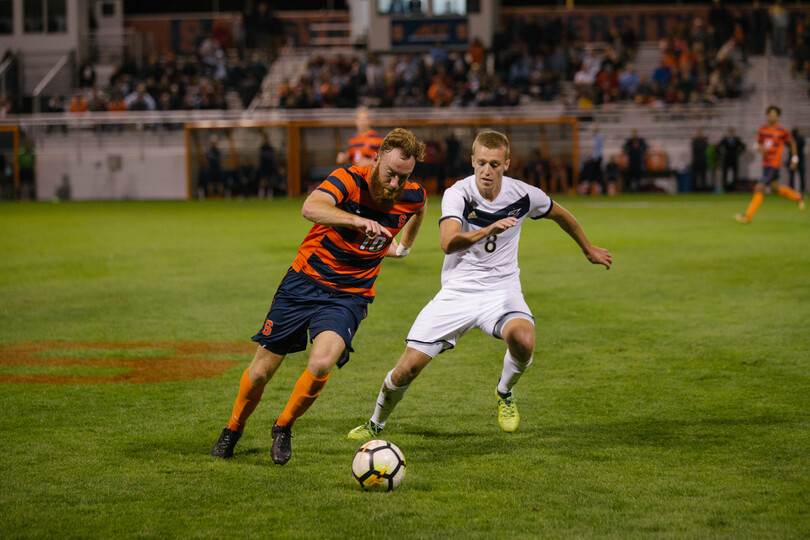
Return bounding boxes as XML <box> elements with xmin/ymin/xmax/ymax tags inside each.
<box><xmin>757</xmin><ymin>123</ymin><xmax>792</xmax><ymax>168</ymax></box>
<box><xmin>346</xmin><ymin>129</ymin><xmax>383</xmax><ymax>166</ymax></box>
<box><xmin>291</xmin><ymin>166</ymin><xmax>426</xmax><ymax>299</ymax></box>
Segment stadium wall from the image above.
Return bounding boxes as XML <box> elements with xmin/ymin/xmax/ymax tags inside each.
<box><xmin>37</xmin><ymin>144</ymin><xmax>186</xmax><ymax>200</ymax></box>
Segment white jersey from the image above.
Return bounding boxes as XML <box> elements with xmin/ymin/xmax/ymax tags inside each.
<box><xmin>439</xmin><ymin>175</ymin><xmax>553</xmax><ymax>292</ymax></box>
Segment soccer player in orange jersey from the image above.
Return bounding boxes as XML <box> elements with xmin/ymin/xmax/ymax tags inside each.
<box><xmin>212</xmin><ymin>128</ymin><xmax>427</xmax><ymax>464</ymax></box>
<box><xmin>736</xmin><ymin>105</ymin><xmax>805</xmax><ymax>223</ymax></box>
<box><xmin>337</xmin><ymin>107</ymin><xmax>383</xmax><ymax>167</ymax></box>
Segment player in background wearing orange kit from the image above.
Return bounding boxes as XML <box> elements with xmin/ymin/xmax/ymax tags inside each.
<box><xmin>736</xmin><ymin>105</ymin><xmax>805</xmax><ymax>223</ymax></box>
<box><xmin>211</xmin><ymin>128</ymin><xmax>427</xmax><ymax>465</ymax></box>
<box><xmin>337</xmin><ymin>107</ymin><xmax>383</xmax><ymax>167</ymax></box>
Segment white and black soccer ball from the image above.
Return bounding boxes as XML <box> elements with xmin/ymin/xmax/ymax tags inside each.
<box><xmin>351</xmin><ymin>439</ymin><xmax>406</xmax><ymax>491</ymax></box>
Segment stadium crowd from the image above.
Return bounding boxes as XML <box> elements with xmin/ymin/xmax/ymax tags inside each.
<box><xmin>55</xmin><ymin>49</ymin><xmax>269</xmax><ymax>117</ymax></box>
<box><xmin>274</xmin><ymin>8</ymin><xmax>768</xmax><ymax>110</ymax></box>
<box><xmin>5</xmin><ymin>3</ymin><xmax>805</xmax><ymax>118</ymax></box>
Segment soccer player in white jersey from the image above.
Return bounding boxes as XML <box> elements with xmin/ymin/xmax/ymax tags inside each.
<box><xmin>348</xmin><ymin>130</ymin><xmax>612</xmax><ymax>438</ymax></box>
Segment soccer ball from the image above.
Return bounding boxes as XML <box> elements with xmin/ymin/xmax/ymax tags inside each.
<box><xmin>351</xmin><ymin>439</ymin><xmax>406</xmax><ymax>491</ymax></box>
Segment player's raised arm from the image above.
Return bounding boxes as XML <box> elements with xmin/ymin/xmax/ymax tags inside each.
<box><xmin>302</xmin><ymin>190</ymin><xmax>392</xmax><ymax>239</ymax></box>
<box><xmin>546</xmin><ymin>202</ymin><xmax>612</xmax><ymax>269</ymax></box>
<box><xmin>439</xmin><ymin>216</ymin><xmax>518</xmax><ymax>254</ymax></box>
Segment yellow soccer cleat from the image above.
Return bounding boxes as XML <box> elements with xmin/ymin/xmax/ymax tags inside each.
<box><xmin>496</xmin><ymin>390</ymin><xmax>519</xmax><ymax>432</ymax></box>
<box><xmin>347</xmin><ymin>421</ymin><xmax>383</xmax><ymax>441</ymax></box>
<box><xmin>799</xmin><ymin>198</ymin><xmax>805</xmax><ymax>212</ymax></box>
<box><xmin>734</xmin><ymin>213</ymin><xmax>750</xmax><ymax>224</ymax></box>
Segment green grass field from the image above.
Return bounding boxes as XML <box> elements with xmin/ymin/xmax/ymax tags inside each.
<box><xmin>1</xmin><ymin>194</ymin><xmax>808</xmax><ymax>539</ymax></box>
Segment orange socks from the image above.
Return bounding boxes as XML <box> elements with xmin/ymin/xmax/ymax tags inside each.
<box><xmin>777</xmin><ymin>185</ymin><xmax>802</xmax><ymax>202</ymax></box>
<box><xmin>744</xmin><ymin>192</ymin><xmax>764</xmax><ymax>221</ymax></box>
<box><xmin>226</xmin><ymin>366</ymin><xmax>331</xmax><ymax>432</ymax></box>
<box><xmin>276</xmin><ymin>368</ymin><xmax>330</xmax><ymax>428</ymax></box>
<box><xmin>228</xmin><ymin>369</ymin><xmax>266</xmax><ymax>433</ymax></box>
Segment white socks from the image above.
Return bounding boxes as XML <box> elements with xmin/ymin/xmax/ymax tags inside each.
<box><xmin>370</xmin><ymin>370</ymin><xmax>409</xmax><ymax>428</ymax></box>
<box><xmin>497</xmin><ymin>349</ymin><xmax>532</xmax><ymax>395</ymax></box>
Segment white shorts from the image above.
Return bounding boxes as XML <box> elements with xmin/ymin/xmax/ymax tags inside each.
<box><xmin>406</xmin><ymin>287</ymin><xmax>534</xmax><ymax>358</ymax></box>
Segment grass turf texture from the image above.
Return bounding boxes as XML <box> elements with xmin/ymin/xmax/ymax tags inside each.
<box><xmin>0</xmin><ymin>195</ymin><xmax>808</xmax><ymax>538</ymax></box>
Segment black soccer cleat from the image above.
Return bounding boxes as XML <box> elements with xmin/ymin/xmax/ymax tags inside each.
<box><xmin>271</xmin><ymin>424</ymin><xmax>293</xmax><ymax>465</ymax></box>
<box><xmin>211</xmin><ymin>427</ymin><xmax>242</xmax><ymax>459</ymax></box>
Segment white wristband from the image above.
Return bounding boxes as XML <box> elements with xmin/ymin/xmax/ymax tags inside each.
<box><xmin>791</xmin><ymin>155</ymin><xmax>799</xmax><ymax>164</ymax></box>
<box><xmin>395</xmin><ymin>244</ymin><xmax>411</xmax><ymax>257</ymax></box>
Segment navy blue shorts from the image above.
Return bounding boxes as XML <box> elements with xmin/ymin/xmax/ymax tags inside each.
<box><xmin>252</xmin><ymin>269</ymin><xmax>370</xmax><ymax>358</ymax></box>
<box><xmin>759</xmin><ymin>166</ymin><xmax>780</xmax><ymax>183</ymax></box>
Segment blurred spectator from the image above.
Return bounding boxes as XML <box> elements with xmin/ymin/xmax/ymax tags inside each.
<box><xmin>580</xmin><ymin>125</ymin><xmax>603</xmax><ymax>194</ymax></box>
<box><xmin>691</xmin><ymin>128</ymin><xmax>709</xmax><ymax>192</ymax></box>
<box><xmin>709</xmin><ymin>0</ymin><xmax>732</xmax><ymax>50</ymax></box>
<box><xmin>769</xmin><ymin>0</ymin><xmax>790</xmax><ymax>56</ymax></box>
<box><xmin>788</xmin><ymin>127</ymin><xmax>805</xmax><ymax>193</ymax></box>
<box><xmin>257</xmin><ymin>132</ymin><xmax>284</xmax><ymax>199</ymax></box>
<box><xmin>729</xmin><ymin>8</ymin><xmax>748</xmax><ymax>65</ymax></box>
<box><xmin>203</xmin><ymin>134</ymin><xmax>223</xmax><ymax>198</ymax></box>
<box><xmin>107</xmin><ymin>91</ymin><xmax>126</xmax><ymax>112</ymax></box>
<box><xmin>55</xmin><ymin>175</ymin><xmax>71</xmax><ymax>201</ymax></box>
<box><xmin>69</xmin><ymin>91</ymin><xmax>88</xmax><ymax>113</ymax></box>
<box><xmin>337</xmin><ymin>107</ymin><xmax>382</xmax><ymax>167</ymax></box>
<box><xmin>706</xmin><ymin>140</ymin><xmax>718</xmax><ymax>193</ymax></box>
<box><xmin>523</xmin><ymin>149</ymin><xmax>549</xmax><ymax>190</ymax></box>
<box><xmin>594</xmin><ymin>64</ymin><xmax>619</xmax><ymax>105</ymax></box>
<box><xmin>605</xmin><ymin>155</ymin><xmax>622</xmax><ymax>196</ymax></box>
<box><xmin>618</xmin><ymin>19</ymin><xmax>638</xmax><ymax>58</ymax></box>
<box><xmin>233</xmin><ymin>12</ymin><xmax>246</xmax><ymax>60</ymax></box>
<box><xmin>618</xmin><ymin>62</ymin><xmax>640</xmax><ymax>99</ymax></box>
<box><xmin>717</xmin><ymin>127</ymin><xmax>745</xmax><ymax>191</ymax></box>
<box><xmin>0</xmin><ymin>148</ymin><xmax>9</xmax><ymax>199</ymax></box>
<box><xmin>748</xmin><ymin>0</ymin><xmax>770</xmax><ymax>55</ymax></box>
<box><xmin>199</xmin><ymin>34</ymin><xmax>222</xmax><ymax>76</ymax></box>
<box><xmin>443</xmin><ymin>131</ymin><xmax>465</xmax><ymax>188</ymax></box>
<box><xmin>548</xmin><ymin>157</ymin><xmax>570</xmax><ymax>194</ymax></box>
<box><xmin>45</xmin><ymin>95</ymin><xmax>67</xmax><ymax>134</ymax></box>
<box><xmin>792</xmin><ymin>13</ymin><xmax>810</xmax><ymax>77</ymax></box>
<box><xmin>623</xmin><ymin>129</ymin><xmax>648</xmax><ymax>192</ymax></box>
<box><xmin>0</xmin><ymin>93</ymin><xmax>11</xmax><ymax>117</ymax></box>
<box><xmin>244</xmin><ymin>1</ymin><xmax>281</xmax><ymax>60</ymax></box>
<box><xmin>651</xmin><ymin>60</ymin><xmax>672</xmax><ymax>90</ymax></box>
<box><xmin>633</xmin><ymin>75</ymin><xmax>655</xmax><ymax>105</ymax></box>
<box><xmin>467</xmin><ymin>37</ymin><xmax>486</xmax><ymax>66</ymax></box>
<box><xmin>78</xmin><ymin>62</ymin><xmax>96</xmax><ymax>88</ymax></box>
<box><xmin>427</xmin><ymin>68</ymin><xmax>453</xmax><ymax>107</ymax></box>
<box><xmin>17</xmin><ymin>138</ymin><xmax>36</xmax><ymax>200</ymax></box>
<box><xmin>125</xmin><ymin>83</ymin><xmax>156</xmax><ymax>110</ymax></box>
<box><xmin>689</xmin><ymin>17</ymin><xmax>709</xmax><ymax>50</ymax></box>
<box><xmin>230</xmin><ymin>156</ymin><xmax>256</xmax><ymax>199</ymax></box>
<box><xmin>88</xmin><ymin>86</ymin><xmax>108</xmax><ymax>112</ymax></box>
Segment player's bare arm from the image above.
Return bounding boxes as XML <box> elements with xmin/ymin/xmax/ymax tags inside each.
<box><xmin>547</xmin><ymin>203</ymin><xmax>612</xmax><ymax>269</ymax></box>
<box><xmin>440</xmin><ymin>216</ymin><xmax>518</xmax><ymax>254</ymax></box>
<box><xmin>302</xmin><ymin>190</ymin><xmax>392</xmax><ymax>239</ymax></box>
<box><xmin>385</xmin><ymin>201</ymin><xmax>426</xmax><ymax>258</ymax></box>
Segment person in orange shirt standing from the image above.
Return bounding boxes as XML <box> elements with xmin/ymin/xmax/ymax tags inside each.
<box><xmin>736</xmin><ymin>105</ymin><xmax>804</xmax><ymax>223</ymax></box>
<box><xmin>337</xmin><ymin>107</ymin><xmax>383</xmax><ymax>167</ymax></box>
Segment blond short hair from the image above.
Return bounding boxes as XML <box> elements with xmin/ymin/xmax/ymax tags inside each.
<box><xmin>472</xmin><ymin>130</ymin><xmax>510</xmax><ymax>161</ymax></box>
